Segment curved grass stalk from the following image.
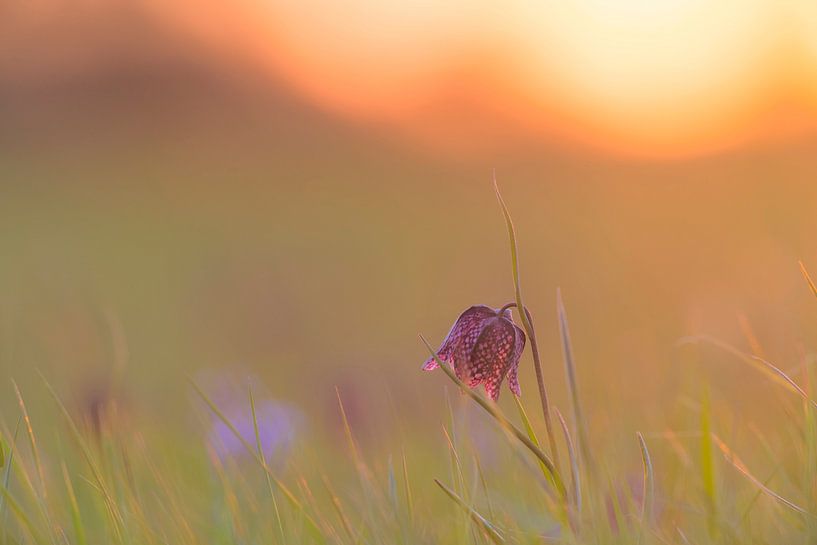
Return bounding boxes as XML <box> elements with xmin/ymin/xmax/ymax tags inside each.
<box><xmin>711</xmin><ymin>433</ymin><xmax>810</xmax><ymax>516</ymax></box>
<box><xmin>636</xmin><ymin>432</ymin><xmax>654</xmax><ymax>531</ymax></box>
<box><xmin>557</xmin><ymin>408</ymin><xmax>582</xmax><ymax>520</ymax></box>
<box><xmin>557</xmin><ymin>289</ymin><xmax>594</xmax><ymax>478</ymax></box>
<box><xmin>40</xmin><ymin>373</ymin><xmax>126</xmax><ymax>542</ymax></box>
<box><xmin>434</xmin><ymin>479</ymin><xmax>505</xmax><ymax>544</ymax></box>
<box><xmin>493</xmin><ymin>175</ymin><xmax>562</xmax><ymax>477</ymax></box>
<box><xmin>800</xmin><ymin>261</ymin><xmax>817</xmax><ymax>299</ymax></box>
<box><xmin>512</xmin><ymin>396</ymin><xmax>551</xmax><ymax>485</ymax></box>
<box><xmin>189</xmin><ymin>379</ymin><xmax>325</xmax><ymax>541</ymax></box>
<box><xmin>420</xmin><ymin>335</ymin><xmax>567</xmax><ymax>500</ymax></box>
<box><xmin>249</xmin><ymin>387</ymin><xmax>286</xmax><ymax>544</ymax></box>
<box><xmin>677</xmin><ymin>335</ymin><xmax>817</xmax><ymax>410</ymax></box>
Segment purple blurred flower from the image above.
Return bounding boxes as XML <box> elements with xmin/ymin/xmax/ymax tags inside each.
<box><xmin>197</xmin><ymin>370</ymin><xmax>303</xmax><ymax>466</ymax></box>
<box><xmin>210</xmin><ymin>399</ymin><xmax>301</xmax><ymax>465</ymax></box>
<box><xmin>423</xmin><ymin>305</ymin><xmax>526</xmax><ymax>401</ymax></box>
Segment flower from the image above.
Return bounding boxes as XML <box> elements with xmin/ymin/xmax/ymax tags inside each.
<box><xmin>422</xmin><ymin>305</ymin><xmax>526</xmax><ymax>400</ymax></box>
<box><xmin>210</xmin><ymin>399</ymin><xmax>302</xmax><ymax>466</ymax></box>
<box><xmin>195</xmin><ymin>369</ymin><xmax>304</xmax><ymax>467</ymax></box>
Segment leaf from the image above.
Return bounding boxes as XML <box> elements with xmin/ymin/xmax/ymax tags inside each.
<box><xmin>700</xmin><ymin>391</ymin><xmax>718</xmax><ymax>537</ymax></box>
<box><xmin>677</xmin><ymin>335</ymin><xmax>817</xmax><ymax>409</ymax></box>
<box><xmin>62</xmin><ymin>463</ymin><xmax>88</xmax><ymax>545</ymax></box>
<box><xmin>557</xmin><ymin>408</ymin><xmax>582</xmax><ymax>518</ymax></box>
<box><xmin>637</xmin><ymin>432</ymin><xmax>654</xmax><ymax>528</ymax></box>
<box><xmin>420</xmin><ymin>335</ymin><xmax>567</xmax><ymax>500</ymax></box>
<box><xmin>190</xmin><ymin>379</ymin><xmax>325</xmax><ymax>541</ymax></box>
<box><xmin>512</xmin><ymin>395</ymin><xmax>552</xmax><ymax>485</ymax></box>
<box><xmin>493</xmin><ymin>174</ymin><xmax>562</xmax><ymax>474</ymax></box>
<box><xmin>800</xmin><ymin>261</ymin><xmax>817</xmax><ymax>299</ymax></box>
<box><xmin>249</xmin><ymin>386</ymin><xmax>286</xmax><ymax>543</ymax></box>
<box><xmin>434</xmin><ymin>479</ymin><xmax>505</xmax><ymax>544</ymax></box>
<box><xmin>711</xmin><ymin>433</ymin><xmax>810</xmax><ymax>516</ymax></box>
<box><xmin>557</xmin><ymin>289</ymin><xmax>593</xmax><ymax>477</ymax></box>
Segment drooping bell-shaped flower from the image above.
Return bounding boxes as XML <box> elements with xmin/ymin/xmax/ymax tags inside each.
<box><xmin>423</xmin><ymin>305</ymin><xmax>526</xmax><ymax>401</ymax></box>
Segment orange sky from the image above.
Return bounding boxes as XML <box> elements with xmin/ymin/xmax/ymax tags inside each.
<box><xmin>101</xmin><ymin>1</ymin><xmax>817</xmax><ymax>157</ymax></box>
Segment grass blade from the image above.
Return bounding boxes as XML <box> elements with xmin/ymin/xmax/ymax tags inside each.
<box><xmin>12</xmin><ymin>381</ymin><xmax>47</xmax><ymax>500</ymax></box>
<box><xmin>401</xmin><ymin>450</ymin><xmax>414</xmax><ymax>522</ymax></box>
<box><xmin>61</xmin><ymin>462</ymin><xmax>88</xmax><ymax>545</ymax></box>
<box><xmin>320</xmin><ymin>474</ymin><xmax>357</xmax><ymax>544</ymax></box>
<box><xmin>189</xmin><ymin>378</ymin><xmax>325</xmax><ymax>541</ymax></box>
<box><xmin>434</xmin><ymin>479</ymin><xmax>505</xmax><ymax>544</ymax></box>
<box><xmin>1</xmin><ymin>418</ymin><xmax>21</xmax><ymax>539</ymax></box>
<box><xmin>0</xmin><ymin>484</ymin><xmax>47</xmax><ymax>544</ymax></box>
<box><xmin>700</xmin><ymin>391</ymin><xmax>718</xmax><ymax>537</ymax></box>
<box><xmin>39</xmin><ymin>373</ymin><xmax>126</xmax><ymax>542</ymax></box>
<box><xmin>421</xmin><ymin>335</ymin><xmax>567</xmax><ymax>500</ymax></box>
<box><xmin>677</xmin><ymin>335</ymin><xmax>816</xmax><ymax>409</ymax></box>
<box><xmin>801</xmin><ymin>261</ymin><xmax>817</xmax><ymax>299</ymax></box>
<box><xmin>556</xmin><ymin>289</ymin><xmax>593</xmax><ymax>476</ymax></box>
<box><xmin>249</xmin><ymin>386</ymin><xmax>286</xmax><ymax>544</ymax></box>
<box><xmin>711</xmin><ymin>433</ymin><xmax>809</xmax><ymax>516</ymax></box>
<box><xmin>494</xmin><ymin>174</ymin><xmax>562</xmax><ymax>474</ymax></box>
<box><xmin>556</xmin><ymin>408</ymin><xmax>581</xmax><ymax>519</ymax></box>
<box><xmin>512</xmin><ymin>396</ymin><xmax>554</xmax><ymax>487</ymax></box>
<box><xmin>637</xmin><ymin>432</ymin><xmax>654</xmax><ymax>529</ymax></box>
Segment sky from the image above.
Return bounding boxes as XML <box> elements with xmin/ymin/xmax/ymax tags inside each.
<box><xmin>148</xmin><ymin>0</ymin><xmax>817</xmax><ymax>158</ymax></box>
<box><xmin>3</xmin><ymin>0</ymin><xmax>817</xmax><ymax>434</ymax></box>
<box><xmin>4</xmin><ymin>0</ymin><xmax>817</xmax><ymax>159</ymax></box>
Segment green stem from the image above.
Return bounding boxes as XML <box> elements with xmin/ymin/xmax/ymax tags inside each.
<box><xmin>420</xmin><ymin>335</ymin><xmax>567</xmax><ymax>501</ymax></box>
<box><xmin>493</xmin><ymin>176</ymin><xmax>563</xmax><ymax>478</ymax></box>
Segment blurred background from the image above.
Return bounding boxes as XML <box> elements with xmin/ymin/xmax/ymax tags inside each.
<box><xmin>3</xmin><ymin>0</ymin><xmax>817</xmax><ymax>454</ymax></box>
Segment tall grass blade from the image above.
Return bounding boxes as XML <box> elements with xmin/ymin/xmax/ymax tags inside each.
<box><xmin>387</xmin><ymin>455</ymin><xmax>397</xmax><ymax>511</ymax></box>
<box><xmin>421</xmin><ymin>334</ymin><xmax>567</xmax><ymax>500</ymax></box>
<box><xmin>637</xmin><ymin>432</ymin><xmax>654</xmax><ymax>528</ymax></box>
<box><xmin>39</xmin><ymin>373</ymin><xmax>126</xmax><ymax>542</ymax></box>
<box><xmin>434</xmin><ymin>479</ymin><xmax>505</xmax><ymax>544</ymax></box>
<box><xmin>493</xmin><ymin>174</ymin><xmax>562</xmax><ymax>474</ymax></box>
<box><xmin>336</xmin><ymin>387</ymin><xmax>385</xmax><ymax>529</ymax></box>
<box><xmin>800</xmin><ymin>261</ymin><xmax>817</xmax><ymax>299</ymax></box>
<box><xmin>249</xmin><ymin>386</ymin><xmax>286</xmax><ymax>544</ymax></box>
<box><xmin>395</xmin><ymin>450</ymin><xmax>413</xmax><ymax>527</ymax></box>
<box><xmin>321</xmin><ymin>474</ymin><xmax>357</xmax><ymax>544</ymax></box>
<box><xmin>12</xmin><ymin>381</ymin><xmax>47</xmax><ymax>500</ymax></box>
<box><xmin>699</xmin><ymin>391</ymin><xmax>718</xmax><ymax>537</ymax></box>
<box><xmin>189</xmin><ymin>378</ymin><xmax>325</xmax><ymax>541</ymax></box>
<box><xmin>556</xmin><ymin>289</ymin><xmax>593</xmax><ymax>475</ymax></box>
<box><xmin>711</xmin><ymin>433</ymin><xmax>809</xmax><ymax>516</ymax></box>
<box><xmin>556</xmin><ymin>408</ymin><xmax>581</xmax><ymax>519</ymax></box>
<box><xmin>1</xmin><ymin>418</ymin><xmax>21</xmax><ymax>539</ymax></box>
<box><xmin>61</xmin><ymin>462</ymin><xmax>88</xmax><ymax>545</ymax></box>
<box><xmin>678</xmin><ymin>335</ymin><xmax>817</xmax><ymax>409</ymax></box>
<box><xmin>473</xmin><ymin>455</ymin><xmax>495</xmax><ymax>521</ymax></box>
<box><xmin>512</xmin><ymin>396</ymin><xmax>553</xmax><ymax>487</ymax></box>
<box><xmin>0</xmin><ymin>484</ymin><xmax>46</xmax><ymax>545</ymax></box>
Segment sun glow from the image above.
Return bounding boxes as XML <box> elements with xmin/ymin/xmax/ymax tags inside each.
<box><xmin>156</xmin><ymin>0</ymin><xmax>817</xmax><ymax>158</ymax></box>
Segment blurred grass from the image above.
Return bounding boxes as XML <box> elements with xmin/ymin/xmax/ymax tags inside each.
<box><xmin>2</xmin><ymin>70</ymin><xmax>817</xmax><ymax>541</ymax></box>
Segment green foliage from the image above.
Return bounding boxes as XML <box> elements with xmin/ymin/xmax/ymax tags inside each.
<box><xmin>1</xmin><ymin>182</ymin><xmax>817</xmax><ymax>544</ymax></box>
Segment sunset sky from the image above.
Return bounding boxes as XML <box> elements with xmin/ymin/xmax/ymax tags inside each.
<box><xmin>148</xmin><ymin>0</ymin><xmax>817</xmax><ymax>158</ymax></box>
<box><xmin>4</xmin><ymin>0</ymin><xmax>817</xmax><ymax>158</ymax></box>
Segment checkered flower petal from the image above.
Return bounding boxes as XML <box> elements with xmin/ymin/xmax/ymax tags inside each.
<box><xmin>507</xmin><ymin>322</ymin><xmax>526</xmax><ymax>396</ymax></box>
<box><xmin>468</xmin><ymin>315</ymin><xmax>517</xmax><ymax>401</ymax></box>
<box><xmin>422</xmin><ymin>305</ymin><xmax>496</xmax><ymax>371</ymax></box>
<box><xmin>423</xmin><ymin>305</ymin><xmax>526</xmax><ymax>401</ymax></box>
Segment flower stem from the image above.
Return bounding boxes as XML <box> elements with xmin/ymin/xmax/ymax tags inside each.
<box><xmin>420</xmin><ymin>335</ymin><xmax>567</xmax><ymax>501</ymax></box>
<box><xmin>500</xmin><ymin>302</ymin><xmax>562</xmax><ymax>477</ymax></box>
<box><xmin>493</xmin><ymin>176</ymin><xmax>563</xmax><ymax>480</ymax></box>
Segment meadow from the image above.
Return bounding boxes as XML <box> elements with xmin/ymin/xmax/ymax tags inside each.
<box><xmin>6</xmin><ymin>2</ymin><xmax>817</xmax><ymax>541</ymax></box>
<box><xmin>3</xmin><ymin>150</ymin><xmax>817</xmax><ymax>544</ymax></box>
